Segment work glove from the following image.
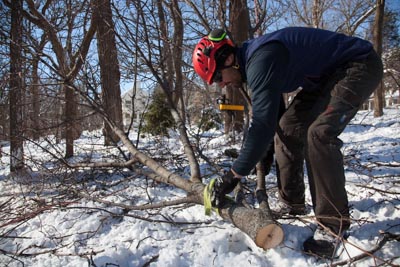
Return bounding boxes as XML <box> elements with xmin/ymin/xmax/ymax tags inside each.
<box><xmin>210</xmin><ymin>169</ymin><xmax>240</xmax><ymax>208</ymax></box>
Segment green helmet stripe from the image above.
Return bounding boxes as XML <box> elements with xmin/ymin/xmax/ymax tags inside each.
<box><xmin>208</xmin><ymin>29</ymin><xmax>227</xmax><ymax>42</ymax></box>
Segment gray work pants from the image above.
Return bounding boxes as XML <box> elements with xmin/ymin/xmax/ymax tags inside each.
<box><xmin>275</xmin><ymin>50</ymin><xmax>383</xmax><ymax>234</ymax></box>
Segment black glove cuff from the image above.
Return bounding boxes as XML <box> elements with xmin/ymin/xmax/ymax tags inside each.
<box><xmin>222</xmin><ymin>169</ymin><xmax>235</xmax><ymax>182</ymax></box>
<box><xmin>223</xmin><ymin>169</ymin><xmax>240</xmax><ymax>191</ymax></box>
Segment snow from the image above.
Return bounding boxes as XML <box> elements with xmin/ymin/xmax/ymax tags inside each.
<box><xmin>0</xmin><ymin>107</ymin><xmax>399</xmax><ymax>267</ymax></box>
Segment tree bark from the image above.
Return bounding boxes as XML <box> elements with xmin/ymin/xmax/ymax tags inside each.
<box><xmin>93</xmin><ymin>0</ymin><xmax>123</xmax><ymax>146</ymax></box>
<box><xmin>30</xmin><ymin>57</ymin><xmax>40</xmax><ymax>140</ymax></box>
<box><xmin>312</xmin><ymin>0</ymin><xmax>322</xmax><ymax>28</ymax></box>
<box><xmin>24</xmin><ymin>19</ymin><xmax>47</xmax><ymax>141</ymax></box>
<box><xmin>9</xmin><ymin>0</ymin><xmax>24</xmax><ymax>171</ymax></box>
<box><xmin>373</xmin><ymin>0</ymin><xmax>385</xmax><ymax>117</ymax></box>
<box><xmin>226</xmin><ymin>0</ymin><xmax>248</xmax><ymax>133</ymax></box>
<box><xmin>219</xmin><ymin>203</ymin><xmax>283</xmax><ymax>249</ymax></box>
<box><xmin>64</xmin><ymin>84</ymin><xmax>77</xmax><ymax>158</ymax></box>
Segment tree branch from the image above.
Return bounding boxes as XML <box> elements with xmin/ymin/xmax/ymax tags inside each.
<box><xmin>332</xmin><ymin>232</ymin><xmax>400</xmax><ymax>267</ymax></box>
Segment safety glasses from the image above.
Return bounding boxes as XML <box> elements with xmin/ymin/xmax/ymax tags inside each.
<box><xmin>212</xmin><ymin>69</ymin><xmax>223</xmax><ymax>84</ymax></box>
<box><xmin>211</xmin><ymin>65</ymin><xmax>231</xmax><ymax>84</ymax></box>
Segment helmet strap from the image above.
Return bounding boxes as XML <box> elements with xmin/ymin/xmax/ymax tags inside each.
<box><xmin>230</xmin><ymin>55</ymin><xmax>240</xmax><ymax>70</ymax></box>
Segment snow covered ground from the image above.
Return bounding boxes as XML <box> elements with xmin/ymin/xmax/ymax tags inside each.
<box><xmin>0</xmin><ymin>107</ymin><xmax>399</xmax><ymax>267</ymax></box>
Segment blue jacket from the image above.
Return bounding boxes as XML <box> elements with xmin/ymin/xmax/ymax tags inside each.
<box><xmin>232</xmin><ymin>27</ymin><xmax>373</xmax><ymax>176</ymax></box>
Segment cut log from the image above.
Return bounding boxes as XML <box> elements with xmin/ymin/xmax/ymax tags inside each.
<box><xmin>219</xmin><ymin>203</ymin><xmax>284</xmax><ymax>249</ymax></box>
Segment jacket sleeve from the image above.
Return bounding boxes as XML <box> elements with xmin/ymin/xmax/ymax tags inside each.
<box><xmin>232</xmin><ymin>42</ymin><xmax>289</xmax><ymax>176</ymax></box>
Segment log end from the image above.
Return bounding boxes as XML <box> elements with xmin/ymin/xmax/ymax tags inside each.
<box><xmin>255</xmin><ymin>224</ymin><xmax>284</xmax><ymax>250</ymax></box>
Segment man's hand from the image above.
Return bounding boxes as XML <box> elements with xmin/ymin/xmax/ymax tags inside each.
<box><xmin>211</xmin><ymin>169</ymin><xmax>240</xmax><ymax>208</ymax></box>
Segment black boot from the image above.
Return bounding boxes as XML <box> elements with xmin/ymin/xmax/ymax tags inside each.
<box><xmin>303</xmin><ymin>226</ymin><xmax>346</xmax><ymax>259</ymax></box>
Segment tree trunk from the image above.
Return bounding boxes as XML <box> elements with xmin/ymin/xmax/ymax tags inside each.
<box><xmin>9</xmin><ymin>0</ymin><xmax>24</xmax><ymax>171</ymax></box>
<box><xmin>373</xmin><ymin>0</ymin><xmax>385</xmax><ymax>117</ymax></box>
<box><xmin>227</xmin><ymin>0</ymin><xmax>249</xmax><ymax>133</ymax></box>
<box><xmin>30</xmin><ymin>58</ymin><xmax>40</xmax><ymax>140</ymax></box>
<box><xmin>312</xmin><ymin>0</ymin><xmax>322</xmax><ymax>28</ymax></box>
<box><xmin>94</xmin><ymin>0</ymin><xmax>123</xmax><ymax>146</ymax></box>
<box><xmin>65</xmin><ymin>84</ymin><xmax>77</xmax><ymax>158</ymax></box>
<box><xmin>171</xmin><ymin>0</ymin><xmax>184</xmax><ymax>110</ymax></box>
<box><xmin>219</xmin><ymin>203</ymin><xmax>283</xmax><ymax>249</ymax></box>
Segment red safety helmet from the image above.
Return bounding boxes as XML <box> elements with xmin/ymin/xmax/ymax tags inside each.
<box><xmin>192</xmin><ymin>30</ymin><xmax>234</xmax><ymax>84</ymax></box>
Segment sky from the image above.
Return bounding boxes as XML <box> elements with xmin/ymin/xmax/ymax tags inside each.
<box><xmin>387</xmin><ymin>0</ymin><xmax>400</xmax><ymax>12</ymax></box>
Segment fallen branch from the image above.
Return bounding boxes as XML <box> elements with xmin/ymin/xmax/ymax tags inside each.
<box><xmin>0</xmin><ymin>247</ymin><xmax>105</xmax><ymax>258</ymax></box>
<box><xmin>62</xmin><ymin>205</ymin><xmax>209</xmax><ymax>225</ymax></box>
<box><xmin>332</xmin><ymin>231</ymin><xmax>400</xmax><ymax>266</ymax></box>
<box><xmin>104</xmin><ymin>119</ymin><xmax>284</xmax><ymax>250</ymax></box>
<box><xmin>70</xmin><ymin>158</ymin><xmax>138</xmax><ymax>169</ymax></box>
<box><xmin>75</xmin><ymin>189</ymin><xmax>197</xmax><ymax>211</ymax></box>
<box><xmin>355</xmin><ymin>184</ymin><xmax>400</xmax><ymax>195</ymax></box>
<box><xmin>0</xmin><ymin>201</ymin><xmax>75</xmax><ymax>228</ymax></box>
<box><xmin>370</xmin><ymin>161</ymin><xmax>400</xmax><ymax>167</ymax></box>
<box><xmin>142</xmin><ymin>254</ymin><xmax>159</xmax><ymax>267</ymax></box>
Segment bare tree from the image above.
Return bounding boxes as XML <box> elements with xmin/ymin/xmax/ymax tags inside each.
<box><xmin>9</xmin><ymin>0</ymin><xmax>24</xmax><ymax>171</ymax></box>
<box><xmin>224</xmin><ymin>0</ymin><xmax>248</xmax><ymax>133</ymax></box>
<box><xmin>20</xmin><ymin>0</ymin><xmax>97</xmax><ymax>158</ymax></box>
<box><xmin>373</xmin><ymin>0</ymin><xmax>385</xmax><ymax>117</ymax></box>
<box><xmin>334</xmin><ymin>0</ymin><xmax>377</xmax><ymax>35</ymax></box>
<box><xmin>284</xmin><ymin>0</ymin><xmax>333</xmax><ymax>28</ymax></box>
<box><xmin>93</xmin><ymin>0</ymin><xmax>123</xmax><ymax>146</ymax></box>
<box><xmin>282</xmin><ymin>0</ymin><xmax>376</xmax><ymax>34</ymax></box>
<box><xmin>312</xmin><ymin>0</ymin><xmax>323</xmax><ymax>28</ymax></box>
<box><xmin>26</xmin><ymin>30</ymin><xmax>47</xmax><ymax>140</ymax></box>
<box><xmin>115</xmin><ymin>0</ymin><xmax>202</xmax><ymax>182</ymax></box>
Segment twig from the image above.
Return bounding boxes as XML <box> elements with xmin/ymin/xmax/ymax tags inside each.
<box><xmin>0</xmin><ymin>200</ymin><xmax>78</xmax><ymax>229</ymax></box>
<box><xmin>74</xmin><ymin>189</ymin><xmax>197</xmax><ymax>211</ymax></box>
<box><xmin>61</xmin><ymin>205</ymin><xmax>210</xmax><ymax>225</ymax></box>
<box><xmin>142</xmin><ymin>254</ymin><xmax>159</xmax><ymax>267</ymax></box>
<box><xmin>69</xmin><ymin>158</ymin><xmax>138</xmax><ymax>169</ymax></box>
<box><xmin>0</xmin><ymin>197</ymin><xmax>14</xmax><ymax>210</ymax></box>
<box><xmin>355</xmin><ymin>184</ymin><xmax>400</xmax><ymax>195</ymax></box>
<box><xmin>0</xmin><ymin>246</ymin><xmax>105</xmax><ymax>258</ymax></box>
<box><xmin>369</xmin><ymin>161</ymin><xmax>400</xmax><ymax>167</ymax></box>
<box><xmin>298</xmin><ymin>213</ymin><xmax>397</xmax><ymax>265</ymax></box>
<box><xmin>331</xmin><ymin>232</ymin><xmax>399</xmax><ymax>266</ymax></box>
